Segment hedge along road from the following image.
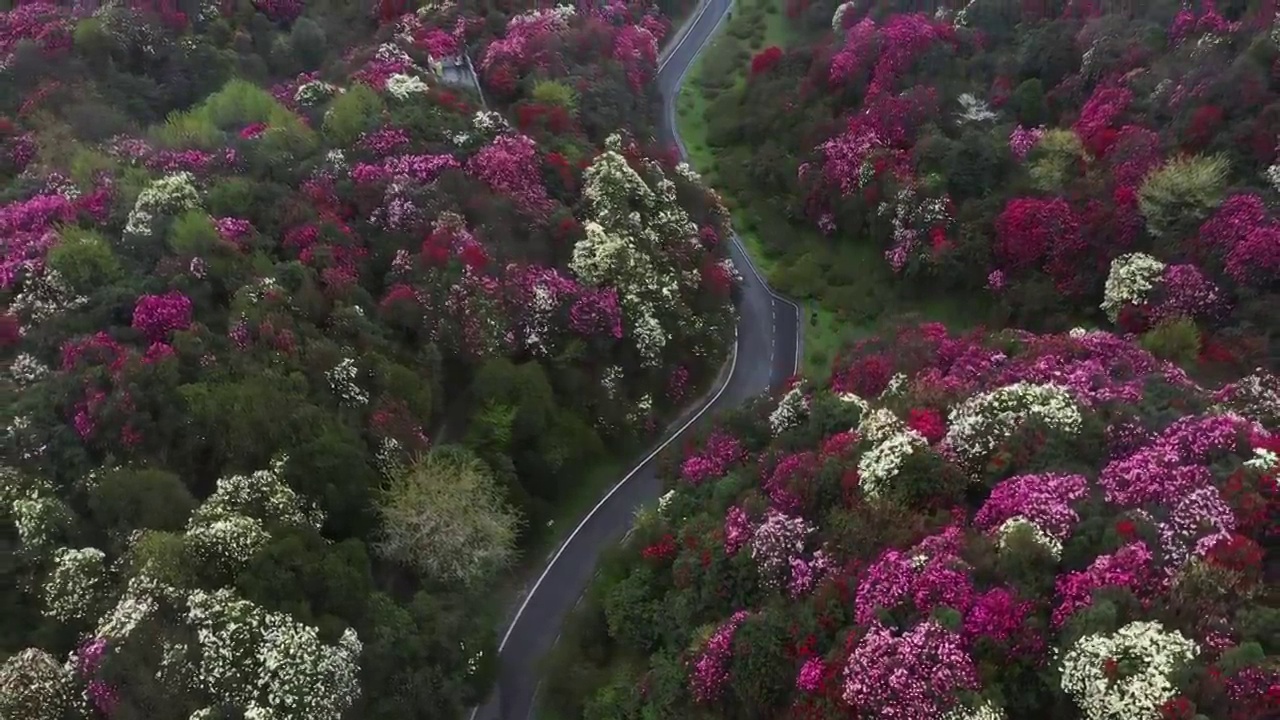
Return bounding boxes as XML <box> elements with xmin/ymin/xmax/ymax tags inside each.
<box><xmin>467</xmin><ymin>1</ymin><xmax>802</xmax><ymax>717</ymax></box>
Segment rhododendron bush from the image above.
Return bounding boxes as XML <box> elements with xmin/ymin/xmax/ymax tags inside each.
<box><xmin>476</xmin><ymin>1</ymin><xmax>673</xmax><ymax>144</ymax></box>
<box><xmin>691</xmin><ymin>0</ymin><xmax>1280</xmax><ymax>365</ymax></box>
<box><xmin>1</xmin><ymin>0</ymin><xmax>732</xmax><ymax>716</ymax></box>
<box><xmin>546</xmin><ymin>323</ymin><xmax>1278</xmax><ymax>720</ymax></box>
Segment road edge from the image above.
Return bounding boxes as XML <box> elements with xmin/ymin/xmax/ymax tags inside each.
<box><xmin>662</xmin><ymin>0</ymin><xmax>804</xmax><ymax>376</ymax></box>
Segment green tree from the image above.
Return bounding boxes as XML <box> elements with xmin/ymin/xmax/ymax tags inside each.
<box><xmin>237</xmin><ymin>529</ymin><xmax>374</xmax><ymax>638</ymax></box>
<box><xmin>531</xmin><ymin>79</ymin><xmax>579</xmax><ymax>112</ymax></box>
<box><xmin>1138</xmin><ymin>154</ymin><xmax>1229</xmax><ymax>243</ymax></box>
<box><xmin>45</xmin><ymin>228</ymin><xmax>122</xmax><ymax>292</ymax></box>
<box><xmin>726</xmin><ymin>612</ymin><xmax>794</xmax><ymax>718</ymax></box>
<box><xmin>356</xmin><ymin>590</ymin><xmax>497</xmax><ymax>717</ymax></box>
<box><xmin>322</xmin><ymin>84</ymin><xmax>385</xmax><ymax>147</ymax></box>
<box><xmin>290</xmin><ymin>18</ymin><xmax>328</xmax><ymax>70</ymax></box>
<box><xmin>1011</xmin><ymin>79</ymin><xmax>1048</xmax><ymax>126</ymax></box>
<box><xmin>86</xmin><ymin>468</ymin><xmax>197</xmax><ymax>550</ymax></box>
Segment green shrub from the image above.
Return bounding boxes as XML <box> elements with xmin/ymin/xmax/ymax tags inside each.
<box><xmin>72</xmin><ymin>17</ymin><xmax>114</xmax><ymax>60</ymax></box>
<box><xmin>167</xmin><ymin>211</ymin><xmax>221</xmax><ymax>257</ymax></box>
<box><xmin>154</xmin><ymin>79</ymin><xmax>315</xmax><ymax>154</ymax></box>
<box><xmin>1139</xmin><ymin>316</ymin><xmax>1202</xmax><ymax>366</ymax></box>
<box><xmin>1028</xmin><ymin>129</ymin><xmax>1085</xmax><ymax>193</ymax></box>
<box><xmin>699</xmin><ymin>37</ymin><xmax>745</xmax><ymax>93</ymax></box>
<box><xmin>531</xmin><ymin>79</ymin><xmax>579</xmax><ymax>112</ymax></box>
<box><xmin>1137</xmin><ymin>153</ymin><xmax>1229</xmax><ymax>239</ymax></box>
<box><xmin>67</xmin><ymin>146</ymin><xmax>118</xmax><ymax>186</ymax></box>
<box><xmin>322</xmin><ymin>83</ymin><xmax>385</xmax><ymax>147</ymax></box>
<box><xmin>290</xmin><ymin>17</ymin><xmax>328</xmax><ymax>69</ymax></box>
<box><xmin>46</xmin><ymin>227</ymin><xmax>122</xmax><ymax>291</ymax></box>
<box><xmin>1011</xmin><ymin>78</ymin><xmax>1048</xmax><ymax>126</ymax></box>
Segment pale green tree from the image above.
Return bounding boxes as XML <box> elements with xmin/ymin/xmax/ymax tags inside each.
<box><xmin>375</xmin><ymin>446</ymin><xmax>520</xmax><ymax>587</ymax></box>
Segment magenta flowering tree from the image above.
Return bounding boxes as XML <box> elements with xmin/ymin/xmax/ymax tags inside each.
<box><xmin>1073</xmin><ymin>85</ymin><xmax>1133</xmax><ymax>156</ymax></box>
<box><xmin>842</xmin><ymin>621</ymin><xmax>979</xmax><ymax>719</ymax></box>
<box><xmin>995</xmin><ymin>197</ymin><xmax>1080</xmax><ymax>274</ymax></box>
<box><xmin>1197</xmin><ymin>193</ymin><xmax>1280</xmax><ymax>286</ymax></box>
<box><xmin>567</xmin><ymin>287</ymin><xmax>623</xmax><ymax>339</ymax></box>
<box><xmin>680</xmin><ymin>430</ymin><xmax>745</xmax><ymax>485</ymax></box>
<box><xmin>0</xmin><ymin>192</ymin><xmax>77</xmax><ymax>288</ymax></box>
<box><xmin>252</xmin><ymin>0</ymin><xmax>304</xmax><ymax>25</ymax></box>
<box><xmin>479</xmin><ymin>5</ymin><xmax>576</xmax><ymax>75</ymax></box>
<box><xmin>612</xmin><ymin>23</ymin><xmax>659</xmax><ymax>91</ymax></box>
<box><xmin>690</xmin><ymin>610</ymin><xmax>751</xmax><ymax>703</ymax></box>
<box><xmin>0</xmin><ymin>2</ymin><xmax>74</xmax><ymax>68</ymax></box>
<box><xmin>131</xmin><ymin>291</ymin><xmax>193</xmax><ymax>341</ymax></box>
<box><xmin>1009</xmin><ymin>124</ymin><xmax>1045</xmax><ymax>161</ymax></box>
<box><xmin>973</xmin><ymin>473</ymin><xmax>1089</xmax><ymax>541</ymax></box>
<box><xmin>467</xmin><ymin>133</ymin><xmax>556</xmax><ymax>217</ymax></box>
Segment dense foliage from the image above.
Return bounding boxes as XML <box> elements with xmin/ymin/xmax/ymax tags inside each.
<box><xmin>546</xmin><ymin>322</ymin><xmax>1279</xmax><ymax>720</ymax></box>
<box><xmin>0</xmin><ymin>0</ymin><xmax>730</xmax><ymax>717</ymax></box>
<box><xmin>693</xmin><ymin>0</ymin><xmax>1280</xmax><ymax>369</ymax></box>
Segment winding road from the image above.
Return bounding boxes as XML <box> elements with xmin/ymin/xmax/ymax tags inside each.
<box><xmin>468</xmin><ymin>2</ymin><xmax>800</xmax><ymax>717</ymax></box>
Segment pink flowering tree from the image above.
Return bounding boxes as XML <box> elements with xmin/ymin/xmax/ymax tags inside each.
<box><xmin>467</xmin><ymin>133</ymin><xmax>557</xmax><ymax>218</ymax></box>
<box><xmin>131</xmin><ymin>291</ymin><xmax>193</xmax><ymax>341</ymax></box>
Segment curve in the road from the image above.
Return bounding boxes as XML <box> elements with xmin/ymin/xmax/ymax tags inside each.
<box><xmin>469</xmin><ymin>3</ymin><xmax>802</xmax><ymax>718</ymax></box>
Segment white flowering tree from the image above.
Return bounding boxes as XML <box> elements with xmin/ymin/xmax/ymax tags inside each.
<box><xmin>1101</xmin><ymin>252</ymin><xmax>1166</xmax><ymax>323</ymax></box>
<box><xmin>42</xmin><ymin>547</ymin><xmax>109</xmax><ymax>622</ymax></box>
<box><xmin>0</xmin><ymin>648</ymin><xmax>76</xmax><ymax>720</ymax></box>
<box><xmin>187</xmin><ymin>588</ymin><xmax>362</xmax><ymax>719</ymax></box>
<box><xmin>374</xmin><ymin>445</ymin><xmax>519</xmax><ymax>587</ymax></box>
<box><xmin>191</xmin><ymin>456</ymin><xmax>324</xmax><ymax>531</ymax></box>
<box><xmin>0</xmin><ymin>466</ymin><xmax>72</xmax><ymax>555</ymax></box>
<box><xmin>1060</xmin><ymin>621</ymin><xmax>1198</xmax><ymax>720</ymax></box>
<box><xmin>185</xmin><ymin>456</ymin><xmax>324</xmax><ymax>577</ymax></box>
<box><xmin>942</xmin><ymin>382</ymin><xmax>1082</xmax><ymax>471</ymax></box>
<box><xmin>572</xmin><ymin>134</ymin><xmax>722</xmax><ymax>368</ymax></box>
<box><xmin>124</xmin><ymin>172</ymin><xmax>201</xmax><ymax>238</ymax></box>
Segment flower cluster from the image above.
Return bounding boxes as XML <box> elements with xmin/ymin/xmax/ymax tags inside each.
<box><xmin>187</xmin><ymin>587</ymin><xmax>362</xmax><ymax>718</ymax></box>
<box><xmin>943</xmin><ymin>382</ymin><xmax>1082</xmax><ymax>470</ymax></box>
<box><xmin>690</xmin><ymin>610</ymin><xmax>750</xmax><ymax>703</ymax></box>
<box><xmin>769</xmin><ymin>385</ymin><xmax>810</xmax><ymax>435</ymax></box>
<box><xmin>750</xmin><ymin>509</ymin><xmax>812</xmax><ymax>588</ymax></box>
<box><xmin>680</xmin><ymin>430</ymin><xmax>745</xmax><ymax>485</ymax></box>
<box><xmin>0</xmin><ymin>648</ymin><xmax>75</xmax><ymax>720</ymax></box>
<box><xmin>858</xmin><ymin>427</ymin><xmax>929</xmax><ymax>498</ymax></box>
<box><xmin>1060</xmin><ymin>621</ymin><xmax>1199</xmax><ymax>720</ymax></box>
<box><xmin>124</xmin><ymin>172</ymin><xmax>200</xmax><ymax>237</ymax></box>
<box><xmin>467</xmin><ymin>133</ymin><xmax>555</xmax><ymax>216</ymax></box>
<box><xmin>1009</xmin><ymin>124</ymin><xmax>1045</xmax><ymax>161</ymax></box>
<box><xmin>42</xmin><ymin>547</ymin><xmax>108</xmax><ymax>622</ymax></box>
<box><xmin>132</xmin><ymin>290</ymin><xmax>194</xmax><ymax>341</ymax></box>
<box><xmin>325</xmin><ymin>357</ymin><xmax>370</xmax><ymax>406</ymax></box>
<box><xmin>842</xmin><ymin>621</ymin><xmax>979</xmax><ymax>719</ymax></box>
<box><xmin>974</xmin><ymin>472</ymin><xmax>1088</xmax><ymax>545</ymax></box>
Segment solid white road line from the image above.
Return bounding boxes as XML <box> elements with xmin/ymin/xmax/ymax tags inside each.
<box><xmin>525</xmin><ymin>681</ymin><xmax>544</xmax><ymax>720</ymax></box>
<box><xmin>497</xmin><ymin>325</ymin><xmax>740</xmax><ymax>653</ymax></box>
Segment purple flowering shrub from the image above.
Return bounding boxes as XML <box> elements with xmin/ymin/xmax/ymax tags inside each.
<box><xmin>554</xmin><ymin>323</ymin><xmax>1278</xmax><ymax>720</ymax></box>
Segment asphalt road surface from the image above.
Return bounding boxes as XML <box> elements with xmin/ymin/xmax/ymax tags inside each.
<box><xmin>467</xmin><ymin>1</ymin><xmax>801</xmax><ymax>717</ymax></box>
